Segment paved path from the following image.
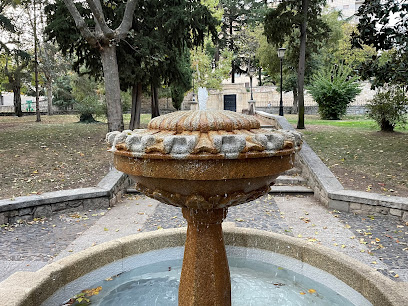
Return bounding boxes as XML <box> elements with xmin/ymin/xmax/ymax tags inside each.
<box><xmin>1</xmin><ymin>194</ymin><xmax>407</xmax><ymax>284</ymax></box>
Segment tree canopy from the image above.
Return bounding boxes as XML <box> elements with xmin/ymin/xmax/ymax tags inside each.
<box><xmin>352</xmin><ymin>0</ymin><xmax>408</xmax><ymax>88</ymax></box>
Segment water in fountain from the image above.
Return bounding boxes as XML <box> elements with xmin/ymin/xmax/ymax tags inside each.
<box><xmin>197</xmin><ymin>87</ymin><xmax>208</xmax><ymax>110</ymax></box>
<box><xmin>67</xmin><ymin>257</ymin><xmax>358</xmax><ymax>306</ymax></box>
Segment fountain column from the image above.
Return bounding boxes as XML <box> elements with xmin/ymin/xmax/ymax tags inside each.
<box><xmin>179</xmin><ymin>208</ymin><xmax>230</xmax><ymax>306</ymax></box>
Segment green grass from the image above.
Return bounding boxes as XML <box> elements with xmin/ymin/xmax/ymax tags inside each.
<box><xmin>285</xmin><ymin>114</ymin><xmax>408</xmax><ymax>132</ymax></box>
<box><xmin>285</xmin><ymin>114</ymin><xmax>379</xmax><ymax>130</ymax></box>
<box><xmin>122</xmin><ymin>113</ymin><xmax>151</xmax><ymax>127</ymax></box>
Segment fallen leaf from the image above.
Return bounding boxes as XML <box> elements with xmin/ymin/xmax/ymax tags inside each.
<box><xmin>308</xmin><ymin>289</ymin><xmax>316</xmax><ymax>294</ymax></box>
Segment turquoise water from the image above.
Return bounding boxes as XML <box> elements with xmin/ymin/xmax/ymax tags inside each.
<box><xmin>68</xmin><ymin>258</ymin><xmax>356</xmax><ymax>306</ymax></box>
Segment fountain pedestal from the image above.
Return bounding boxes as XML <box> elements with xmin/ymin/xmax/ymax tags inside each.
<box><xmin>179</xmin><ymin>208</ymin><xmax>230</xmax><ymax>306</ymax></box>
<box><xmin>107</xmin><ymin>110</ymin><xmax>302</xmax><ymax>306</ymax></box>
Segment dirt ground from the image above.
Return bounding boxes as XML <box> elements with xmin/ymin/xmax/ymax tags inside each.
<box><xmin>1</xmin><ymin>114</ymin><xmax>407</xmax><ymax>200</ymax></box>
<box><xmin>0</xmin><ymin>116</ymin><xmax>112</xmax><ymax>200</ymax></box>
<box><xmin>302</xmin><ymin>125</ymin><xmax>408</xmax><ymax>198</ymax></box>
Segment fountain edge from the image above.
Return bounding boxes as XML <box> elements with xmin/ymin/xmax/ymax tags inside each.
<box><xmin>0</xmin><ymin>227</ymin><xmax>406</xmax><ymax>306</ymax></box>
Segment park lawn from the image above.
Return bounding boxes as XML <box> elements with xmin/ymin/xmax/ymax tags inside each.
<box><xmin>1</xmin><ymin>113</ymin><xmax>406</xmax><ymax>199</ymax></box>
<box><xmin>286</xmin><ymin>114</ymin><xmax>408</xmax><ymax>197</ymax></box>
<box><xmin>0</xmin><ymin>114</ymin><xmax>151</xmax><ymax>200</ymax></box>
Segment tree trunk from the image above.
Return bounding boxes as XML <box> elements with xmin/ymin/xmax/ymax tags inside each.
<box><xmin>151</xmin><ymin>83</ymin><xmax>160</xmax><ymax>118</ymax></box>
<box><xmin>100</xmin><ymin>45</ymin><xmax>124</xmax><ymax>132</ymax></box>
<box><xmin>34</xmin><ymin>0</ymin><xmax>41</xmax><ymax>122</ymax></box>
<box><xmin>46</xmin><ymin>78</ymin><xmax>53</xmax><ymax>115</ymax></box>
<box><xmin>129</xmin><ymin>82</ymin><xmax>142</xmax><ymax>130</ymax></box>
<box><xmin>230</xmin><ymin>21</ymin><xmax>235</xmax><ymax>84</ymax></box>
<box><xmin>13</xmin><ymin>86</ymin><xmax>22</xmax><ymax>117</ymax></box>
<box><xmin>297</xmin><ymin>0</ymin><xmax>308</xmax><ymax>130</ymax></box>
<box><xmin>214</xmin><ymin>45</ymin><xmax>220</xmax><ymax>64</ymax></box>
<box><xmin>292</xmin><ymin>86</ymin><xmax>298</xmax><ymax>114</ymax></box>
<box><xmin>381</xmin><ymin>119</ymin><xmax>394</xmax><ymax>132</ymax></box>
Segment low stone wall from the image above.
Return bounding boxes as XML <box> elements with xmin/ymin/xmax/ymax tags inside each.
<box><xmin>256</xmin><ymin>111</ymin><xmax>408</xmax><ymax>221</ymax></box>
<box><xmin>257</xmin><ymin>105</ymin><xmax>368</xmax><ymax>116</ymax></box>
<box><xmin>0</xmin><ymin>170</ymin><xmax>131</xmax><ymax>225</ymax></box>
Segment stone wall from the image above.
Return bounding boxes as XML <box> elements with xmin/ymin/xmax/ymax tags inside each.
<box><xmin>0</xmin><ymin>170</ymin><xmax>131</xmax><ymax>225</ymax></box>
<box><xmin>256</xmin><ymin>111</ymin><xmax>408</xmax><ymax>221</ymax></box>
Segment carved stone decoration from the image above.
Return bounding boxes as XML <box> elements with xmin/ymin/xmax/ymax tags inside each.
<box><xmin>107</xmin><ymin>110</ymin><xmax>302</xmax><ymax>306</ymax></box>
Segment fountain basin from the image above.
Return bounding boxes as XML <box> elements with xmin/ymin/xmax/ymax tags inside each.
<box><xmin>0</xmin><ymin>228</ymin><xmax>405</xmax><ymax>306</ymax></box>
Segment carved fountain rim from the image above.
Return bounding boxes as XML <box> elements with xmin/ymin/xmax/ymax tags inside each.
<box><xmin>106</xmin><ymin>110</ymin><xmax>302</xmax><ymax>161</ymax></box>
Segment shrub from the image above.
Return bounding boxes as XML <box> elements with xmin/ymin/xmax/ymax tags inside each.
<box><xmin>71</xmin><ymin>75</ymin><xmax>104</xmax><ymax>122</ymax></box>
<box><xmin>367</xmin><ymin>86</ymin><xmax>407</xmax><ymax>132</ymax></box>
<box><xmin>53</xmin><ymin>75</ymin><xmax>76</xmax><ymax>110</ymax></box>
<box><xmin>171</xmin><ymin>85</ymin><xmax>185</xmax><ymax>110</ymax></box>
<box><xmin>308</xmin><ymin>65</ymin><xmax>362</xmax><ymax>119</ymax></box>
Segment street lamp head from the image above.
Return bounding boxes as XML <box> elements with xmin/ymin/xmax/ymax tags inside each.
<box><xmin>248</xmin><ymin>65</ymin><xmax>256</xmax><ymax>77</ymax></box>
<box><xmin>277</xmin><ymin>47</ymin><xmax>286</xmax><ymax>59</ymax></box>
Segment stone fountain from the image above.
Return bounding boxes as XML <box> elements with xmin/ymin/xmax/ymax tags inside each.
<box><xmin>106</xmin><ymin>110</ymin><xmax>302</xmax><ymax>305</ymax></box>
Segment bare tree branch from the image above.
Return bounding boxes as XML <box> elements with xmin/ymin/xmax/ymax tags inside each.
<box><xmin>86</xmin><ymin>0</ymin><xmax>114</xmax><ymax>38</ymax></box>
<box><xmin>115</xmin><ymin>0</ymin><xmax>137</xmax><ymax>39</ymax></box>
<box><xmin>62</xmin><ymin>0</ymin><xmax>99</xmax><ymax>48</ymax></box>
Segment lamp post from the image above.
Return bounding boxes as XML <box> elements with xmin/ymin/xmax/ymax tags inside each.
<box><xmin>190</xmin><ymin>74</ymin><xmax>198</xmax><ymax>110</ymax></box>
<box><xmin>277</xmin><ymin>47</ymin><xmax>286</xmax><ymax>116</ymax></box>
<box><xmin>247</xmin><ymin>61</ymin><xmax>256</xmax><ymax>115</ymax></box>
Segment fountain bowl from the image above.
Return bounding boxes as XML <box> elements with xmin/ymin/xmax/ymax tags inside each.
<box><xmin>1</xmin><ymin>227</ymin><xmax>405</xmax><ymax>306</ymax></box>
<box><xmin>107</xmin><ymin>110</ymin><xmax>302</xmax><ymax>209</ymax></box>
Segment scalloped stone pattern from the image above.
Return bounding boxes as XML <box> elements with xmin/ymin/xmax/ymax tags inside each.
<box><xmin>106</xmin><ymin>110</ymin><xmax>302</xmax><ymax>160</ymax></box>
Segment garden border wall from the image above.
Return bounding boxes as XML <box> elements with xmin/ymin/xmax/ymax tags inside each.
<box><xmin>0</xmin><ymin>170</ymin><xmax>131</xmax><ymax>225</ymax></box>
<box><xmin>256</xmin><ymin>111</ymin><xmax>408</xmax><ymax>221</ymax></box>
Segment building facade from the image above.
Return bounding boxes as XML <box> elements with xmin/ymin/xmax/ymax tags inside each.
<box><xmin>326</xmin><ymin>0</ymin><xmax>364</xmax><ymax>20</ymax></box>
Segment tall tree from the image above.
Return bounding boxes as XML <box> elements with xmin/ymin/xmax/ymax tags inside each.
<box><xmin>264</xmin><ymin>0</ymin><xmax>327</xmax><ymax>128</ymax></box>
<box><xmin>46</xmin><ymin>0</ymin><xmax>217</xmax><ymax>127</ymax></box>
<box><xmin>219</xmin><ymin>0</ymin><xmax>265</xmax><ymax>83</ymax></box>
<box><xmin>32</xmin><ymin>0</ymin><xmax>41</xmax><ymax>121</ymax></box>
<box><xmin>60</xmin><ymin>0</ymin><xmax>137</xmax><ymax>131</ymax></box>
<box><xmin>3</xmin><ymin>50</ymin><xmax>31</xmax><ymax>116</ymax></box>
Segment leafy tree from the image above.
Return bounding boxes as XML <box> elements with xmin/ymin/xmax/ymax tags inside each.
<box><xmin>38</xmin><ymin>42</ymin><xmax>70</xmax><ymax>115</ymax></box>
<box><xmin>53</xmin><ymin>75</ymin><xmax>75</xmax><ymax>110</ymax></box>
<box><xmin>332</xmin><ymin>23</ymin><xmax>376</xmax><ymax>69</ymax></box>
<box><xmin>264</xmin><ymin>0</ymin><xmax>328</xmax><ymax>122</ymax></box>
<box><xmin>352</xmin><ymin>0</ymin><xmax>408</xmax><ymax>88</ymax></box>
<box><xmin>51</xmin><ymin>0</ymin><xmax>137</xmax><ymax>131</ymax></box>
<box><xmin>307</xmin><ymin>65</ymin><xmax>361</xmax><ymax>120</ymax></box>
<box><xmin>191</xmin><ymin>40</ymin><xmax>233</xmax><ymax>90</ymax></box>
<box><xmin>2</xmin><ymin>50</ymin><xmax>31</xmax><ymax>116</ymax></box>
<box><xmin>219</xmin><ymin>0</ymin><xmax>266</xmax><ymax>82</ymax></box>
<box><xmin>46</xmin><ymin>0</ymin><xmax>217</xmax><ymax>128</ymax></box>
<box><xmin>367</xmin><ymin>86</ymin><xmax>407</xmax><ymax>132</ymax></box>
<box><xmin>71</xmin><ymin>74</ymin><xmax>104</xmax><ymax>122</ymax></box>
